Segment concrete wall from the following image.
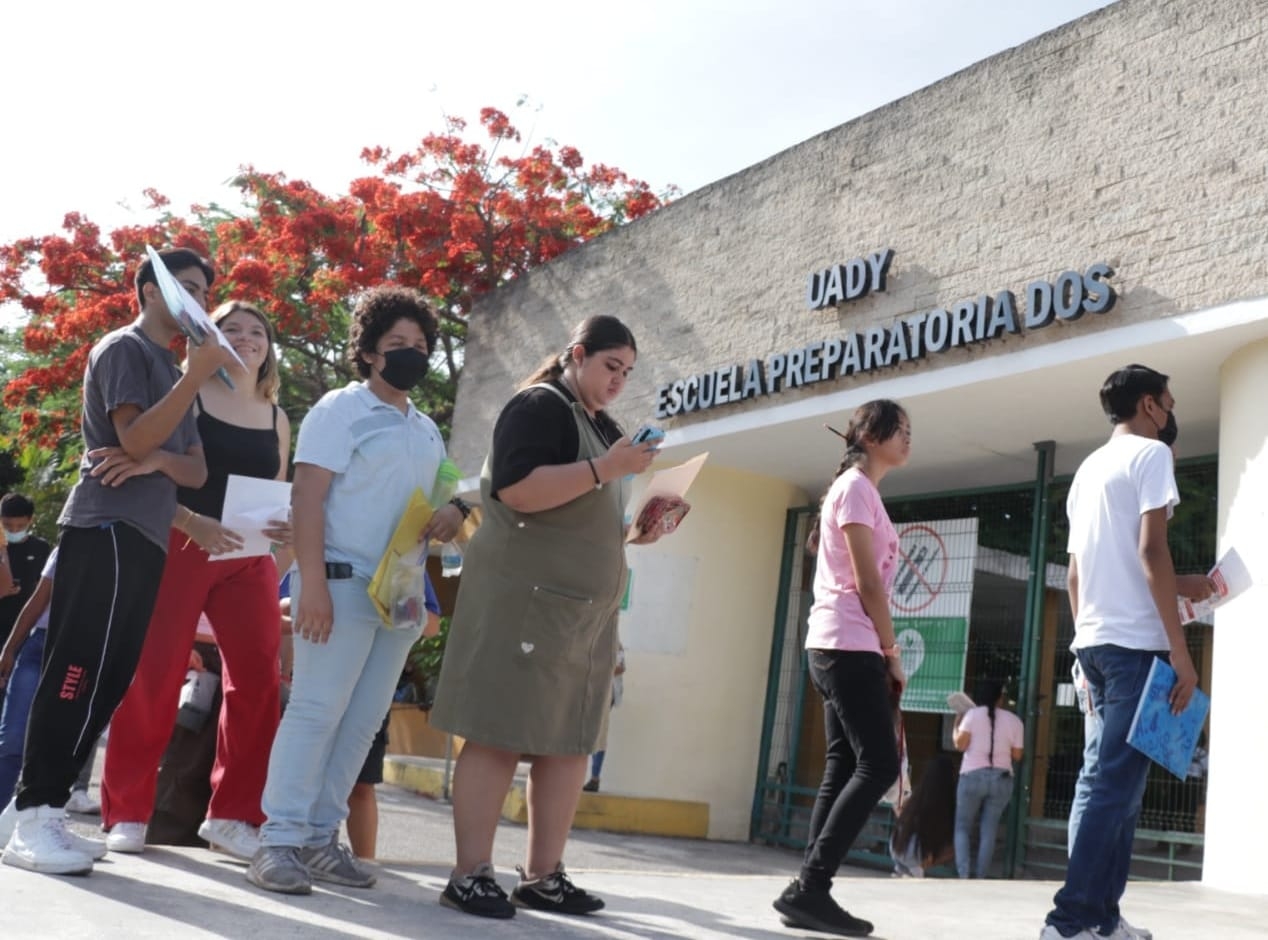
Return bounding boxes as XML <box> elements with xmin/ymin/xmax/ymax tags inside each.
<box><xmin>606</xmin><ymin>465</ymin><xmax>805</xmax><ymax>840</ymax></box>
<box><xmin>1205</xmin><ymin>338</ymin><xmax>1268</xmax><ymax>892</ymax></box>
<box><xmin>450</xmin><ymin>0</ymin><xmax>1268</xmax><ymax>474</ymax></box>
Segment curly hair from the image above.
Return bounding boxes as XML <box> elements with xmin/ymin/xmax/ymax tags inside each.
<box><xmin>348</xmin><ymin>286</ymin><xmax>439</xmax><ymax>379</ymax></box>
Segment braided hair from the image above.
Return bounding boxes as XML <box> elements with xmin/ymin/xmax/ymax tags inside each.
<box><xmin>973</xmin><ymin>679</ymin><xmax>1006</xmax><ymax>768</ymax></box>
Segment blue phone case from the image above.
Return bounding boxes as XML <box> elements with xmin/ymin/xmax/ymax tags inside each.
<box><xmin>632</xmin><ymin>425</ymin><xmax>665</xmax><ymax>445</ymax></box>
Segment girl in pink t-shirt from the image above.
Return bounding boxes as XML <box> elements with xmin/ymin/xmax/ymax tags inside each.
<box><xmin>773</xmin><ymin>399</ymin><xmax>912</xmax><ymax>937</ymax></box>
<box><xmin>952</xmin><ymin>679</ymin><xmax>1024</xmax><ymax>878</ymax></box>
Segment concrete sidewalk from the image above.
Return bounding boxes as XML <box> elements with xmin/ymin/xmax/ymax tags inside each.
<box><xmin>3</xmin><ymin>848</ymin><xmax>1265</xmax><ymax>940</ymax></box>
<box><xmin>2</xmin><ymin>784</ymin><xmax>1264</xmax><ymax>939</ymax></box>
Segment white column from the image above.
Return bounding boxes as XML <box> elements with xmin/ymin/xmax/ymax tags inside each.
<box><xmin>1202</xmin><ymin>338</ymin><xmax>1268</xmax><ymax>894</ymax></box>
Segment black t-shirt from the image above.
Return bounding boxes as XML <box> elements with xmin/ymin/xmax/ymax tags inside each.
<box><xmin>489</xmin><ymin>380</ymin><xmax>623</xmax><ymax>498</ymax></box>
<box><xmin>0</xmin><ymin>534</ymin><xmax>52</xmax><ymax>641</ymax></box>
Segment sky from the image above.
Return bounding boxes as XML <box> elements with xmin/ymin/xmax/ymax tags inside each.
<box><xmin>1</xmin><ymin>0</ymin><xmax>1115</xmax><ymax>249</ymax></box>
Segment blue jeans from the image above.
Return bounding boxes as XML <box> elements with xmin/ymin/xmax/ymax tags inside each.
<box><xmin>260</xmin><ymin>575</ymin><xmax>421</xmax><ymax>848</ymax></box>
<box><xmin>1047</xmin><ymin>645</ymin><xmax>1163</xmax><ymax>936</ymax></box>
<box><xmin>0</xmin><ymin>629</ymin><xmax>45</xmax><ymax>806</ymax></box>
<box><xmin>955</xmin><ymin>768</ymin><xmax>1013</xmax><ymax>878</ymax></box>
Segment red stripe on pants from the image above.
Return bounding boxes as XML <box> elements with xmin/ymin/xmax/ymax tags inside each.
<box><xmin>101</xmin><ymin>531</ymin><xmax>281</xmax><ymax>828</ymax></box>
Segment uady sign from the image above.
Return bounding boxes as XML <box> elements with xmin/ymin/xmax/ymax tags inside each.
<box><xmin>654</xmin><ymin>259</ymin><xmax>1116</xmax><ymax>419</ymax></box>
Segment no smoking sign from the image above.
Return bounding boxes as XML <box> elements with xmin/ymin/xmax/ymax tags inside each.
<box><xmin>891</xmin><ymin>524</ymin><xmax>948</xmax><ymax>613</ymax></box>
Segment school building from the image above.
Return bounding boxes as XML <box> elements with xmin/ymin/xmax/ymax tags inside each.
<box><xmin>446</xmin><ymin>0</ymin><xmax>1267</xmax><ymax>893</ymax></box>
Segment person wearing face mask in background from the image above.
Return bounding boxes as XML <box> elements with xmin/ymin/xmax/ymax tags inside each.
<box><xmin>0</xmin><ymin>495</ymin><xmax>53</xmax><ymax>718</ymax></box>
<box><xmin>247</xmin><ymin>286</ymin><xmax>464</xmax><ymax>895</ymax></box>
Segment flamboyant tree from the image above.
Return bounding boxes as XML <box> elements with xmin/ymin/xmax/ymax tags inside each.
<box><xmin>0</xmin><ymin>107</ymin><xmax>671</xmax><ymax>509</ymax></box>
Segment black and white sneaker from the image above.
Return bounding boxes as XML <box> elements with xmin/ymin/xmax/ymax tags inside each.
<box><xmin>440</xmin><ymin>862</ymin><xmax>515</xmax><ymax>919</ymax></box>
<box><xmin>511</xmin><ymin>862</ymin><xmax>605</xmax><ymax>915</ymax></box>
<box><xmin>773</xmin><ymin>879</ymin><xmax>873</xmax><ymax>937</ymax></box>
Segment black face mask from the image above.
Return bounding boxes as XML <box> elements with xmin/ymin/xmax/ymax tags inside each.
<box><xmin>378</xmin><ymin>347</ymin><xmax>430</xmax><ymax>391</ymax></box>
<box><xmin>1157</xmin><ymin>409</ymin><xmax>1178</xmax><ymax>447</ymax></box>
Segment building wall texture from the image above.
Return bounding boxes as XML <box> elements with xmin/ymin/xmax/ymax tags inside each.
<box><xmin>450</xmin><ymin>0</ymin><xmax>1268</xmax><ymax>474</ymax></box>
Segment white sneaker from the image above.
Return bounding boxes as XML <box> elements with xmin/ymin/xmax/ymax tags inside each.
<box><xmin>64</xmin><ymin>790</ymin><xmax>101</xmax><ymax>815</ymax></box>
<box><xmin>2</xmin><ymin>806</ymin><xmax>94</xmax><ymax>874</ymax></box>
<box><xmin>1120</xmin><ymin>917</ymin><xmax>1152</xmax><ymax>940</ymax></box>
<box><xmin>0</xmin><ymin>798</ymin><xmax>15</xmax><ymax>845</ymax></box>
<box><xmin>198</xmin><ymin>819</ymin><xmax>261</xmax><ymax>862</ymax></box>
<box><xmin>61</xmin><ymin>822</ymin><xmax>107</xmax><ymax>860</ymax></box>
<box><xmin>1040</xmin><ymin>926</ymin><xmax>1097</xmax><ymax>939</ymax></box>
<box><xmin>1098</xmin><ymin>918</ymin><xmax>1153</xmax><ymax>940</ymax></box>
<box><xmin>105</xmin><ymin>821</ymin><xmax>147</xmax><ymax>854</ymax></box>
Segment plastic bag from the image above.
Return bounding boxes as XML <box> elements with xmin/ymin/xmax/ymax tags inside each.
<box><xmin>388</xmin><ymin>543</ymin><xmax>429</xmax><ymax>632</ymax></box>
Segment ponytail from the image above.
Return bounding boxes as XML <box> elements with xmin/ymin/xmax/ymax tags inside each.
<box><xmin>517</xmin><ymin>314</ymin><xmax>637</xmax><ymax>389</ymax></box>
<box><xmin>819</xmin><ymin>399</ymin><xmax>904</xmax><ymax>510</ymax></box>
<box><xmin>519</xmin><ymin>352</ymin><xmax>568</xmax><ymax>390</ymax></box>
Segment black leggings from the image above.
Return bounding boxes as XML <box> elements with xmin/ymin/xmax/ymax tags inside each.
<box><xmin>800</xmin><ymin>649</ymin><xmax>900</xmax><ymax>891</ymax></box>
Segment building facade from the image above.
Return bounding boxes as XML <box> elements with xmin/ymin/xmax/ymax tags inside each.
<box><xmin>448</xmin><ymin>0</ymin><xmax>1268</xmax><ymax>892</ymax></box>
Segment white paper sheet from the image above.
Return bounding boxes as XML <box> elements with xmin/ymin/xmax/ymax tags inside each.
<box><xmin>1178</xmin><ymin>547</ymin><xmax>1254</xmax><ymax>623</ymax></box>
<box><xmin>215</xmin><ymin>475</ymin><xmax>291</xmax><ymax>561</ymax></box>
<box><xmin>625</xmin><ymin>452</ymin><xmax>708</xmax><ymax>543</ymax></box>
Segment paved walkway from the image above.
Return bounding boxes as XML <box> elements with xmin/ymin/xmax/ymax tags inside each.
<box><xmin>2</xmin><ymin>784</ymin><xmax>1265</xmax><ymax>939</ymax></box>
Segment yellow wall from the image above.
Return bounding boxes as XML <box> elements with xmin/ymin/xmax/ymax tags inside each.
<box><xmin>603</xmin><ymin>464</ymin><xmax>806</xmax><ymax>840</ymax></box>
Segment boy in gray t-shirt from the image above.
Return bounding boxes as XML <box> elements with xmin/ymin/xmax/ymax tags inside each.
<box><xmin>1</xmin><ymin>248</ymin><xmax>238</xmax><ymax>877</ymax></box>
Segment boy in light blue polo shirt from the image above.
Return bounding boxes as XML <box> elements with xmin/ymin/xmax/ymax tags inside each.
<box><xmin>247</xmin><ymin>286</ymin><xmax>468</xmax><ymax>895</ymax></box>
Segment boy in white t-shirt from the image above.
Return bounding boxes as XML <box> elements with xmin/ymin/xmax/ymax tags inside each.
<box><xmin>1042</xmin><ymin>365</ymin><xmax>1215</xmax><ymax>940</ymax></box>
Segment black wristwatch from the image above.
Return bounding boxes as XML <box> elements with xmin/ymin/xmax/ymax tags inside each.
<box><xmin>449</xmin><ymin>496</ymin><xmax>472</xmax><ymax>520</ymax></box>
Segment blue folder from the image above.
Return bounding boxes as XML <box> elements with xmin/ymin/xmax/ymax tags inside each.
<box><xmin>1126</xmin><ymin>657</ymin><xmax>1210</xmax><ymax>779</ymax></box>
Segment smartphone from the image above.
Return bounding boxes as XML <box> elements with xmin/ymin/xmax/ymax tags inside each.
<box><xmin>631</xmin><ymin>425</ymin><xmax>665</xmax><ymax>447</ymax></box>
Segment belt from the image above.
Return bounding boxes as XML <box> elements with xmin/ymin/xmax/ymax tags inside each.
<box><xmin>325</xmin><ymin>562</ymin><xmax>354</xmax><ymax>580</ymax></box>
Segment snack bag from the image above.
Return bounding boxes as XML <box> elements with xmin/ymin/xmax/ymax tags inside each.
<box><xmin>630</xmin><ymin>495</ymin><xmax>691</xmax><ymax>544</ymax></box>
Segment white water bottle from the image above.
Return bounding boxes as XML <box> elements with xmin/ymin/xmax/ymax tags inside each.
<box><xmin>441</xmin><ymin>540</ymin><xmax>464</xmax><ymax>577</ymax></box>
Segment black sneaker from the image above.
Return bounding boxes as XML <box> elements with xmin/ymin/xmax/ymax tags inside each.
<box><xmin>772</xmin><ymin>879</ymin><xmax>873</xmax><ymax>937</ymax></box>
<box><xmin>511</xmin><ymin>863</ymin><xmax>605</xmax><ymax>915</ymax></box>
<box><xmin>440</xmin><ymin>862</ymin><xmax>515</xmax><ymax>919</ymax></box>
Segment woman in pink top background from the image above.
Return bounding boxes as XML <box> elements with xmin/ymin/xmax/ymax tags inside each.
<box><xmin>773</xmin><ymin>399</ymin><xmax>911</xmax><ymax>939</ymax></box>
<box><xmin>952</xmin><ymin>678</ymin><xmax>1024</xmax><ymax>878</ymax></box>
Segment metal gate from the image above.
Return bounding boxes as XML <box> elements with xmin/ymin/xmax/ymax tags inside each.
<box><xmin>751</xmin><ymin>454</ymin><xmax>1217</xmax><ymax>882</ymax></box>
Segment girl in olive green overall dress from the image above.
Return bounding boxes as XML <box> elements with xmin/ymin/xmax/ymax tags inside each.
<box><xmin>430</xmin><ymin>315</ymin><xmax>657</xmax><ymax>920</ymax></box>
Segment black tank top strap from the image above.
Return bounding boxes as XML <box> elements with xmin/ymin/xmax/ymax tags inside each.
<box><xmin>272</xmin><ymin>404</ymin><xmax>279</xmax><ymax>431</ymax></box>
